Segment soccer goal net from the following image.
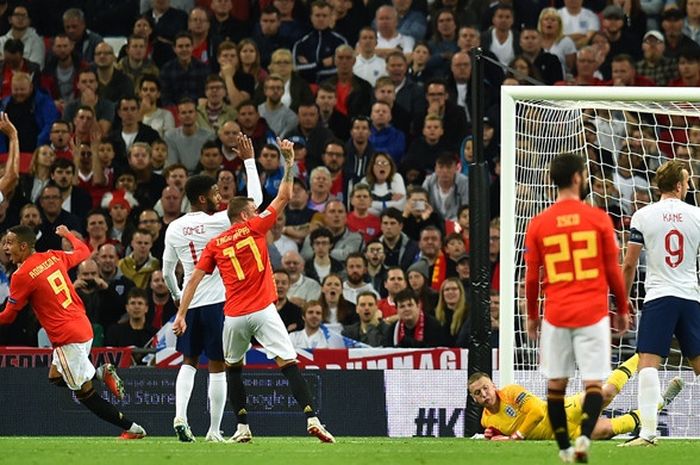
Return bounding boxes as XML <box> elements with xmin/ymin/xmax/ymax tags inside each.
<box><xmin>499</xmin><ymin>86</ymin><xmax>700</xmax><ymax>437</ymax></box>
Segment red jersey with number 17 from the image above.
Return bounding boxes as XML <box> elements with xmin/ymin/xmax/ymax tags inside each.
<box><xmin>197</xmin><ymin>206</ymin><xmax>278</xmax><ymax>317</ymax></box>
<box><xmin>524</xmin><ymin>199</ymin><xmax>628</xmax><ymax>327</ymax></box>
<box><xmin>0</xmin><ymin>235</ymin><xmax>93</xmax><ymax>346</ymax></box>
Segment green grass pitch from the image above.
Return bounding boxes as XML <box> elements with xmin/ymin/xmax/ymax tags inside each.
<box><xmin>2</xmin><ymin>437</ymin><xmax>700</xmax><ymax>465</ymax></box>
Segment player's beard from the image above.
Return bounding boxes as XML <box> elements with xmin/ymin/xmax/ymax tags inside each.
<box><xmin>205</xmin><ymin>198</ymin><xmax>218</xmax><ymax>213</ymax></box>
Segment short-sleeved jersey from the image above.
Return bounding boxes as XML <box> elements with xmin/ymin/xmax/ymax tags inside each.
<box><xmin>197</xmin><ymin>206</ymin><xmax>278</xmax><ymax>317</ymax></box>
<box><xmin>629</xmin><ymin>198</ymin><xmax>700</xmax><ymax>303</ymax></box>
<box><xmin>481</xmin><ymin>384</ymin><xmax>552</xmax><ymax>440</ymax></box>
<box><xmin>163</xmin><ymin>210</ymin><xmax>230</xmax><ymax>308</ymax></box>
<box><xmin>525</xmin><ymin>199</ymin><xmax>623</xmax><ymax>327</ymax></box>
<box><xmin>1</xmin><ymin>247</ymin><xmax>92</xmax><ymax>346</ymax></box>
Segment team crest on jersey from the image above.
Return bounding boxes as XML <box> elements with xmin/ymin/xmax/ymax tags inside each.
<box><xmin>367</xmin><ymin>228</ymin><xmax>376</xmax><ymax>236</ymax></box>
<box><xmin>505</xmin><ymin>405</ymin><xmax>516</xmax><ymax>417</ymax></box>
<box><xmin>515</xmin><ymin>392</ymin><xmax>527</xmax><ymax>406</ymax></box>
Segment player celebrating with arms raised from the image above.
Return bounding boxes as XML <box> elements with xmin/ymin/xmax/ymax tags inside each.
<box><xmin>163</xmin><ymin>133</ymin><xmax>262</xmax><ymax>442</ymax></box>
<box><xmin>174</xmin><ymin>138</ymin><xmax>335</xmax><ymax>443</ymax></box>
<box><xmin>0</xmin><ymin>225</ymin><xmax>146</xmax><ymax>439</ymax></box>
<box><xmin>0</xmin><ymin>113</ymin><xmax>19</xmax><ymax>203</ymax></box>
<box><xmin>525</xmin><ymin>152</ymin><xmax>629</xmax><ymax>463</ymax></box>
<box><xmin>621</xmin><ymin>160</ymin><xmax>700</xmax><ymax>446</ymax></box>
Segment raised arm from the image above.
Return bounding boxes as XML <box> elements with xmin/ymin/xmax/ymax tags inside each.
<box><xmin>269</xmin><ymin>138</ymin><xmax>295</xmax><ymax>214</ymax></box>
<box><xmin>237</xmin><ymin>133</ymin><xmax>263</xmax><ymax>208</ymax></box>
<box><xmin>0</xmin><ymin>112</ymin><xmax>19</xmax><ymax>198</ymax></box>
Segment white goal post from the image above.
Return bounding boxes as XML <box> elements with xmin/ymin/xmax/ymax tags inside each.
<box><xmin>499</xmin><ymin>86</ymin><xmax>700</xmax><ymax>436</ymax></box>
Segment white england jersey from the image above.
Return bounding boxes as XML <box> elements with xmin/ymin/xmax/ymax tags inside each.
<box><xmin>629</xmin><ymin>198</ymin><xmax>700</xmax><ymax>303</ymax></box>
<box><xmin>163</xmin><ymin>210</ymin><xmax>230</xmax><ymax>308</ymax></box>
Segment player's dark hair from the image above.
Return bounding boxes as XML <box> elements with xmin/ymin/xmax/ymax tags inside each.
<box><xmin>127</xmin><ymin>287</ymin><xmax>148</xmax><ymax>302</ymax></box>
<box><xmin>394</xmin><ymin>288</ymin><xmax>417</xmax><ymax>306</ymax></box>
<box><xmin>655</xmin><ymin>160</ymin><xmax>686</xmax><ymax>194</ymax></box>
<box><xmin>227</xmin><ymin>196</ymin><xmax>255</xmax><ymax>221</ymax></box>
<box><xmin>549</xmin><ymin>152</ymin><xmax>584</xmax><ymax>189</ymax></box>
<box><xmin>7</xmin><ymin>225</ymin><xmax>36</xmax><ymax>249</ymax></box>
<box><xmin>184</xmin><ymin>175</ymin><xmax>217</xmax><ymax>204</ymax></box>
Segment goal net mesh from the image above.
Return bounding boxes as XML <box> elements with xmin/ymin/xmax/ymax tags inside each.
<box><xmin>508</xmin><ymin>98</ymin><xmax>700</xmax><ymax>437</ymax></box>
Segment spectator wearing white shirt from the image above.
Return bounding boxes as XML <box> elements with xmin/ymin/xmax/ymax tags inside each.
<box><xmin>375</xmin><ymin>5</ymin><xmax>414</xmax><ymax>59</ymax></box>
<box><xmin>289</xmin><ymin>300</ymin><xmax>347</xmax><ymax>349</ymax></box>
<box><xmin>353</xmin><ymin>27</ymin><xmax>387</xmax><ymax>86</ymax></box>
<box><xmin>558</xmin><ymin>0</ymin><xmax>600</xmax><ymax>49</ymax></box>
<box><xmin>480</xmin><ymin>3</ymin><xmax>519</xmax><ymax>66</ymax></box>
<box><xmin>342</xmin><ymin>252</ymin><xmax>379</xmax><ymax>305</ymax></box>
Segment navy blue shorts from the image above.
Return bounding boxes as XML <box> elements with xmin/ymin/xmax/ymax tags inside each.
<box><xmin>176</xmin><ymin>302</ymin><xmax>225</xmax><ymax>361</ymax></box>
<box><xmin>637</xmin><ymin>296</ymin><xmax>700</xmax><ymax>359</ymax></box>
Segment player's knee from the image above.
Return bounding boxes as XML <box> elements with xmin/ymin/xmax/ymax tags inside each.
<box><xmin>49</xmin><ymin>377</ymin><xmax>67</xmax><ymax>388</ymax></box>
<box><xmin>590</xmin><ymin>421</ymin><xmax>612</xmax><ymax>440</ymax></box>
<box><xmin>76</xmin><ymin>386</ymin><xmax>96</xmax><ymax>401</ymax></box>
<box><xmin>226</xmin><ymin>362</ymin><xmax>243</xmax><ymax>373</ymax></box>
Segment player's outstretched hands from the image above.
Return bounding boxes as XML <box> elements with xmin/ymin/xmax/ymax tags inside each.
<box><xmin>277</xmin><ymin>138</ymin><xmax>295</xmax><ymax>166</ymax></box>
<box><xmin>0</xmin><ymin>112</ymin><xmax>17</xmax><ymax>139</ymax></box>
<box><xmin>172</xmin><ymin>315</ymin><xmax>187</xmax><ymax>337</ymax></box>
<box><xmin>55</xmin><ymin>225</ymin><xmax>71</xmax><ymax>238</ymax></box>
<box><xmin>236</xmin><ymin>133</ymin><xmax>254</xmax><ymax>160</ymax></box>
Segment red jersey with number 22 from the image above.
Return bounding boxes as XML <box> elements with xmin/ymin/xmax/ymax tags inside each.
<box><xmin>197</xmin><ymin>206</ymin><xmax>278</xmax><ymax>317</ymax></box>
<box><xmin>524</xmin><ymin>199</ymin><xmax>628</xmax><ymax>327</ymax></box>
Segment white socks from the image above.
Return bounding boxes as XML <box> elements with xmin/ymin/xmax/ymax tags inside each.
<box><xmin>175</xmin><ymin>364</ymin><xmax>197</xmax><ymax>422</ymax></box>
<box><xmin>638</xmin><ymin>367</ymin><xmax>661</xmax><ymax>440</ymax></box>
<box><xmin>208</xmin><ymin>372</ymin><xmax>227</xmax><ymax>434</ymax></box>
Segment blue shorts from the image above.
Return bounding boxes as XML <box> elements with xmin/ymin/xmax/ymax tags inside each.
<box><xmin>176</xmin><ymin>302</ymin><xmax>225</xmax><ymax>361</ymax></box>
<box><xmin>637</xmin><ymin>296</ymin><xmax>700</xmax><ymax>359</ymax></box>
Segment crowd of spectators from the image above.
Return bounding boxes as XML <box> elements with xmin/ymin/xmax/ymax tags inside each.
<box><xmin>0</xmin><ymin>0</ymin><xmax>699</xmax><ymax>359</ymax></box>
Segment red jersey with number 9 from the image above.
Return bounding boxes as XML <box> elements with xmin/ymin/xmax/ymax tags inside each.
<box><xmin>197</xmin><ymin>206</ymin><xmax>278</xmax><ymax>317</ymax></box>
<box><xmin>0</xmin><ymin>239</ymin><xmax>93</xmax><ymax>346</ymax></box>
<box><xmin>524</xmin><ymin>199</ymin><xmax>628</xmax><ymax>327</ymax></box>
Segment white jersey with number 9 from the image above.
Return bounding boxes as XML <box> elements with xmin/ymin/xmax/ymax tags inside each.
<box><xmin>629</xmin><ymin>198</ymin><xmax>700</xmax><ymax>304</ymax></box>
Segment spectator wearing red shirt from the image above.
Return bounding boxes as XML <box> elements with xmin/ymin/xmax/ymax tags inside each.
<box><xmin>377</xmin><ymin>266</ymin><xmax>408</xmax><ymax>324</ymax></box>
<box><xmin>605</xmin><ymin>54</ymin><xmax>656</xmax><ymax>86</ymax></box>
<box><xmin>668</xmin><ymin>48</ymin><xmax>700</xmax><ymax>86</ymax></box>
<box><xmin>346</xmin><ymin>183</ymin><xmax>381</xmax><ymax>243</ymax></box>
<box><xmin>555</xmin><ymin>47</ymin><xmax>604</xmax><ymax>86</ymax></box>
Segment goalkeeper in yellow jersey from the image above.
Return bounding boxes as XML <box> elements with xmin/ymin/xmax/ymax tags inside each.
<box><xmin>467</xmin><ymin>355</ymin><xmax>684</xmax><ymax>441</ymax></box>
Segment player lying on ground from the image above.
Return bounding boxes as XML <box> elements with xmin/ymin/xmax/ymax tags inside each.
<box><xmin>468</xmin><ymin>354</ymin><xmax>683</xmax><ymax>441</ymax></box>
<box><xmin>0</xmin><ymin>225</ymin><xmax>146</xmax><ymax>439</ymax></box>
<box><xmin>173</xmin><ymin>138</ymin><xmax>335</xmax><ymax>443</ymax></box>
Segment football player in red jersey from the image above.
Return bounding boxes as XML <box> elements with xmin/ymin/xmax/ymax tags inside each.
<box><xmin>524</xmin><ymin>152</ymin><xmax>629</xmax><ymax>463</ymax></box>
<box><xmin>174</xmin><ymin>138</ymin><xmax>335</xmax><ymax>443</ymax></box>
<box><xmin>1</xmin><ymin>225</ymin><xmax>146</xmax><ymax>439</ymax></box>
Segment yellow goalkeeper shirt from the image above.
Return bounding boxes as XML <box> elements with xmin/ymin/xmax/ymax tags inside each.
<box><xmin>481</xmin><ymin>384</ymin><xmax>585</xmax><ymax>440</ymax></box>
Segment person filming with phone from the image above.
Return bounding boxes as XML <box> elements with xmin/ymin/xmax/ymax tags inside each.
<box><xmin>401</xmin><ymin>185</ymin><xmax>445</xmax><ymax>242</ymax></box>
